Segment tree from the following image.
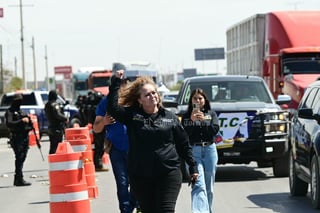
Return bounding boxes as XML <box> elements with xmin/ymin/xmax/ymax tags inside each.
<box><xmin>7</xmin><ymin>77</ymin><xmax>23</xmax><ymax>92</ymax></box>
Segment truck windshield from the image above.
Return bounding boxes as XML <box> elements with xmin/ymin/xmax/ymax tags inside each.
<box><xmin>93</xmin><ymin>77</ymin><xmax>111</xmax><ymax>87</ymax></box>
<box><xmin>182</xmin><ymin>81</ymin><xmax>272</xmax><ymax>105</ymax></box>
<box><xmin>75</xmin><ymin>82</ymin><xmax>87</xmax><ymax>90</ymax></box>
<box><xmin>282</xmin><ymin>54</ymin><xmax>320</xmax><ymax>75</ymax></box>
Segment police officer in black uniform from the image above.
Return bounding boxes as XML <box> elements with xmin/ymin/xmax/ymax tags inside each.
<box><xmin>45</xmin><ymin>90</ymin><xmax>68</xmax><ymax>154</ymax></box>
<box><xmin>5</xmin><ymin>93</ymin><xmax>32</xmax><ymax>186</ymax></box>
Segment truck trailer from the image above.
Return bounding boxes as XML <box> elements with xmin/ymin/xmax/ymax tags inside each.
<box><xmin>226</xmin><ymin>11</ymin><xmax>320</xmax><ymax>109</ymax></box>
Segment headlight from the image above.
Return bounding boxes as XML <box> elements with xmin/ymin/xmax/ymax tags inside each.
<box><xmin>265</xmin><ymin>123</ymin><xmax>286</xmax><ymax>133</ymax></box>
<box><xmin>265</xmin><ymin>112</ymin><xmax>286</xmax><ymax>121</ymax></box>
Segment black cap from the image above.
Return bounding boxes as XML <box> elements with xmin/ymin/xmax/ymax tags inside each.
<box><xmin>13</xmin><ymin>93</ymin><xmax>23</xmax><ymax>101</ymax></box>
<box><xmin>112</xmin><ymin>63</ymin><xmax>126</xmax><ymax>73</ymax></box>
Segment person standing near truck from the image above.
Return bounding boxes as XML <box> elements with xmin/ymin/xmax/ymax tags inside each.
<box><xmin>107</xmin><ymin>67</ymin><xmax>199</xmax><ymax>212</ymax></box>
<box><xmin>182</xmin><ymin>88</ymin><xmax>220</xmax><ymax>213</ymax></box>
<box><xmin>5</xmin><ymin>93</ymin><xmax>32</xmax><ymax>186</ymax></box>
<box><xmin>45</xmin><ymin>90</ymin><xmax>68</xmax><ymax>154</ymax></box>
<box><xmin>93</xmin><ymin>69</ymin><xmax>138</xmax><ymax>212</ymax></box>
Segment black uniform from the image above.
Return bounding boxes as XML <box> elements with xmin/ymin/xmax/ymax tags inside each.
<box><xmin>107</xmin><ymin>77</ymin><xmax>198</xmax><ymax>212</ymax></box>
<box><xmin>5</xmin><ymin>93</ymin><xmax>32</xmax><ymax>186</ymax></box>
<box><xmin>181</xmin><ymin>109</ymin><xmax>220</xmax><ymax>145</ymax></box>
<box><xmin>45</xmin><ymin>90</ymin><xmax>67</xmax><ymax>154</ymax></box>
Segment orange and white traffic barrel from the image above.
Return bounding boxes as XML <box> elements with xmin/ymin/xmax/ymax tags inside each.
<box><xmin>65</xmin><ymin>127</ymin><xmax>90</xmax><ymax>141</ymax></box>
<box><xmin>28</xmin><ymin>114</ymin><xmax>40</xmax><ymax>146</ymax></box>
<box><xmin>82</xmin><ymin>150</ymin><xmax>99</xmax><ymax>199</ymax></box>
<box><xmin>64</xmin><ymin>127</ymin><xmax>98</xmax><ymax>199</ymax></box>
<box><xmin>65</xmin><ymin>127</ymin><xmax>92</xmax><ymax>152</ymax></box>
<box><xmin>48</xmin><ymin>142</ymin><xmax>91</xmax><ymax>213</ymax></box>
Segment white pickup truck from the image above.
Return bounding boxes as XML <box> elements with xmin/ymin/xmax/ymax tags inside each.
<box><xmin>164</xmin><ymin>75</ymin><xmax>292</xmax><ymax>177</ymax></box>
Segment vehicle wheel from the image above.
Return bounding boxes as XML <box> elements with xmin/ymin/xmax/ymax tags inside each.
<box><xmin>273</xmin><ymin>151</ymin><xmax>289</xmax><ymax>177</ymax></box>
<box><xmin>69</xmin><ymin>118</ymin><xmax>82</xmax><ymax>128</ymax></box>
<box><xmin>289</xmin><ymin>150</ymin><xmax>308</xmax><ymax>196</ymax></box>
<box><xmin>311</xmin><ymin>155</ymin><xmax>320</xmax><ymax>209</ymax></box>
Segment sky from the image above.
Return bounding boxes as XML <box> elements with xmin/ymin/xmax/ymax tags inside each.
<box><xmin>0</xmin><ymin>0</ymin><xmax>319</xmax><ymax>82</ymax></box>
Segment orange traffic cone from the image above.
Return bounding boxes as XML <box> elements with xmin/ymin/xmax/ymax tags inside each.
<box><xmin>28</xmin><ymin>114</ymin><xmax>40</xmax><ymax>146</ymax></box>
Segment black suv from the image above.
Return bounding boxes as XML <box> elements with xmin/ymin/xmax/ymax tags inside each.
<box><xmin>289</xmin><ymin>80</ymin><xmax>320</xmax><ymax>209</ymax></box>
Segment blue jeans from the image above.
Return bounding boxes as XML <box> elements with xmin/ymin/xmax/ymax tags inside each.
<box><xmin>109</xmin><ymin>147</ymin><xmax>137</xmax><ymax>213</ymax></box>
<box><xmin>191</xmin><ymin>143</ymin><xmax>218</xmax><ymax>213</ymax></box>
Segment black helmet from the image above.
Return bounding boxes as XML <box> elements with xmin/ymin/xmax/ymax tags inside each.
<box><xmin>48</xmin><ymin>90</ymin><xmax>58</xmax><ymax>101</ymax></box>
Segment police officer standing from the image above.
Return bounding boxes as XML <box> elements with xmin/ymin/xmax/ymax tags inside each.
<box><xmin>45</xmin><ymin>90</ymin><xmax>68</xmax><ymax>154</ymax></box>
<box><xmin>5</xmin><ymin>93</ymin><xmax>32</xmax><ymax>186</ymax></box>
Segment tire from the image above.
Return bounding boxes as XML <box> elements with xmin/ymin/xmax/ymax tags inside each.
<box><xmin>273</xmin><ymin>151</ymin><xmax>289</xmax><ymax>177</ymax></box>
<box><xmin>311</xmin><ymin>155</ymin><xmax>320</xmax><ymax>209</ymax></box>
<box><xmin>289</xmin><ymin>150</ymin><xmax>308</xmax><ymax>196</ymax></box>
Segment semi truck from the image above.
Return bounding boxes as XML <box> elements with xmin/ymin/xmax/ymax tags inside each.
<box><xmin>226</xmin><ymin>11</ymin><xmax>320</xmax><ymax>109</ymax></box>
<box><xmin>87</xmin><ymin>69</ymin><xmax>113</xmax><ymax>95</ymax></box>
<box><xmin>72</xmin><ymin>71</ymin><xmax>90</xmax><ymax>99</ymax></box>
<box><xmin>123</xmin><ymin>61</ymin><xmax>158</xmax><ymax>83</ymax></box>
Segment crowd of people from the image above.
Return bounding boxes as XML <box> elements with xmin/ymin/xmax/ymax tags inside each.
<box><xmin>5</xmin><ymin>62</ymin><xmax>221</xmax><ymax>213</ymax></box>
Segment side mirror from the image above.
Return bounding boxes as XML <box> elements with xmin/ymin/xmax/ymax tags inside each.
<box><xmin>276</xmin><ymin>94</ymin><xmax>291</xmax><ymax>105</ymax></box>
<box><xmin>298</xmin><ymin>108</ymin><xmax>314</xmax><ymax>119</ymax></box>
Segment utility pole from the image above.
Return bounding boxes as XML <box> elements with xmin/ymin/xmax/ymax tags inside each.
<box><xmin>45</xmin><ymin>45</ymin><xmax>49</xmax><ymax>90</ymax></box>
<box><xmin>0</xmin><ymin>44</ymin><xmax>3</xmax><ymax>94</ymax></box>
<box><xmin>31</xmin><ymin>36</ymin><xmax>37</xmax><ymax>89</ymax></box>
<box><xmin>19</xmin><ymin>0</ymin><xmax>26</xmax><ymax>89</ymax></box>
<box><xmin>10</xmin><ymin>1</ymin><xmax>33</xmax><ymax>89</ymax></box>
<box><xmin>14</xmin><ymin>57</ymin><xmax>17</xmax><ymax>76</ymax></box>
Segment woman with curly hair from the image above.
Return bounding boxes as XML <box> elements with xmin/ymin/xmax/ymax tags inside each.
<box><xmin>107</xmin><ymin>65</ymin><xmax>199</xmax><ymax>213</ymax></box>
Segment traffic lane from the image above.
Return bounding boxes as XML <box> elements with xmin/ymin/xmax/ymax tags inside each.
<box><xmin>1</xmin><ymin>138</ymin><xmax>318</xmax><ymax>213</ymax></box>
<box><xmin>214</xmin><ymin>164</ymin><xmax>318</xmax><ymax>213</ymax></box>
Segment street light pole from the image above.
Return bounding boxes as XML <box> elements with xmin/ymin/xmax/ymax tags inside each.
<box><xmin>0</xmin><ymin>44</ymin><xmax>3</xmax><ymax>94</ymax></box>
<box><xmin>45</xmin><ymin>45</ymin><xmax>49</xmax><ymax>90</ymax></box>
<box><xmin>19</xmin><ymin>0</ymin><xmax>26</xmax><ymax>89</ymax></box>
<box><xmin>31</xmin><ymin>36</ymin><xmax>37</xmax><ymax>89</ymax></box>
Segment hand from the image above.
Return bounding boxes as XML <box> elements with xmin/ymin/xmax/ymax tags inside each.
<box><xmin>191</xmin><ymin>112</ymin><xmax>204</xmax><ymax>122</ymax></box>
<box><xmin>104</xmin><ymin>115</ymin><xmax>115</xmax><ymax>125</ymax></box>
<box><xmin>189</xmin><ymin>173</ymin><xmax>199</xmax><ymax>186</ymax></box>
<box><xmin>115</xmin><ymin>69</ymin><xmax>124</xmax><ymax>79</ymax></box>
<box><xmin>22</xmin><ymin>117</ymin><xmax>29</xmax><ymax>123</ymax></box>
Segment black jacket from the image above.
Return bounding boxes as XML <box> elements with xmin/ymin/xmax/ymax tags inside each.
<box><xmin>5</xmin><ymin>108</ymin><xmax>30</xmax><ymax>135</ymax></box>
<box><xmin>107</xmin><ymin>77</ymin><xmax>198</xmax><ymax>177</ymax></box>
<box><xmin>45</xmin><ymin>101</ymin><xmax>67</xmax><ymax>129</ymax></box>
<box><xmin>181</xmin><ymin>109</ymin><xmax>220</xmax><ymax>145</ymax></box>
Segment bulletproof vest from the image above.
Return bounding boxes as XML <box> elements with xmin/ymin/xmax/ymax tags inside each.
<box><xmin>5</xmin><ymin>109</ymin><xmax>31</xmax><ymax>133</ymax></box>
<box><xmin>45</xmin><ymin>101</ymin><xmax>64</xmax><ymax>128</ymax></box>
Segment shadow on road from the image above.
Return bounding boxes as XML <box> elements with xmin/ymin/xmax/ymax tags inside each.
<box><xmin>216</xmin><ymin>164</ymin><xmax>270</xmax><ymax>182</ymax></box>
<box><xmin>247</xmin><ymin>192</ymin><xmax>319</xmax><ymax>213</ymax></box>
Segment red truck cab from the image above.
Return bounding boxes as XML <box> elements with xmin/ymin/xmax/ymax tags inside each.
<box><xmin>87</xmin><ymin>70</ymin><xmax>113</xmax><ymax>95</ymax></box>
<box><xmin>263</xmin><ymin>11</ymin><xmax>320</xmax><ymax>109</ymax></box>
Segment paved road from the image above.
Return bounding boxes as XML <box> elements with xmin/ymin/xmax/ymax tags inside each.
<box><xmin>1</xmin><ymin>137</ymin><xmax>317</xmax><ymax>213</ymax></box>
<box><xmin>0</xmin><ymin>137</ymin><xmax>192</xmax><ymax>213</ymax></box>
